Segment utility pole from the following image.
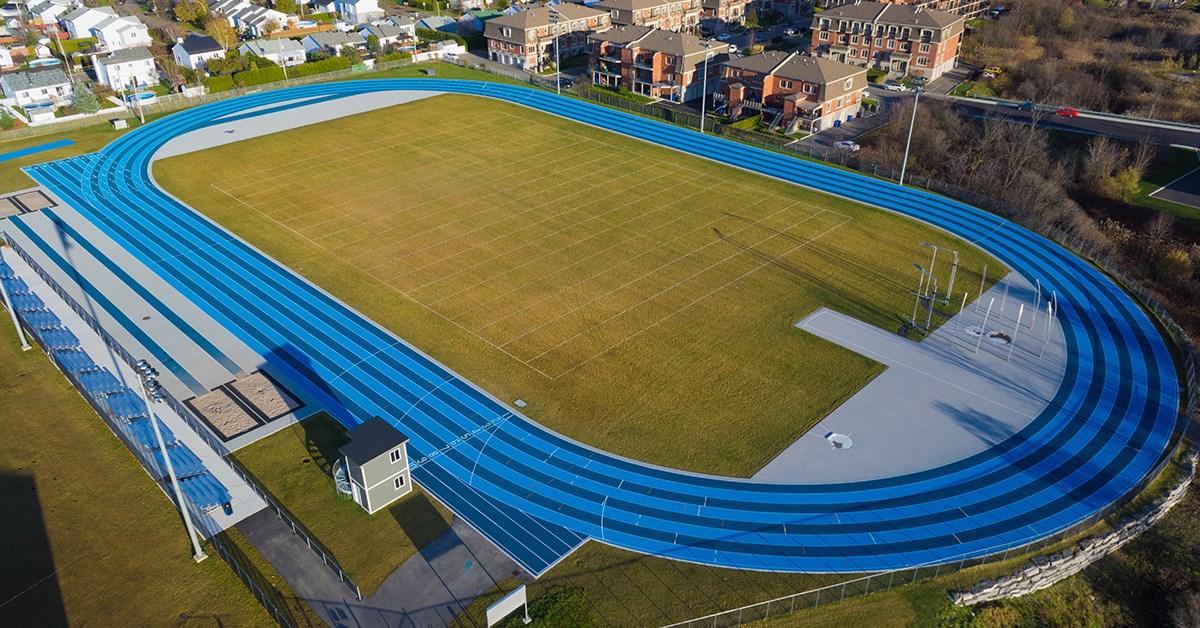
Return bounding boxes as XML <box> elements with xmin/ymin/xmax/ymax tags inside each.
<box><xmin>899</xmin><ymin>86</ymin><xmax>921</xmax><ymax>186</ymax></box>
<box><xmin>700</xmin><ymin>41</ymin><xmax>713</xmax><ymax>132</ymax></box>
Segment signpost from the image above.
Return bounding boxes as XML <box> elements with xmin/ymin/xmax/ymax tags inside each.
<box><xmin>487</xmin><ymin>584</ymin><xmax>531</xmax><ymax>627</ymax></box>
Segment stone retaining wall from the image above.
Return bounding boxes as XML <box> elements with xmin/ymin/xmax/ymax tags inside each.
<box><xmin>953</xmin><ymin>449</ymin><xmax>1197</xmax><ymax>606</ymax></box>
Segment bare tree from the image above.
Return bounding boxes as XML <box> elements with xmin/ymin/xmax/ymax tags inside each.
<box><xmin>1145</xmin><ymin>212</ymin><xmax>1176</xmax><ymax>247</ymax></box>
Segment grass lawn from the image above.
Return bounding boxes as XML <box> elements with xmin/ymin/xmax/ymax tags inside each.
<box><xmin>155</xmin><ymin>93</ymin><xmax>1001</xmax><ymax>478</ymax></box>
<box><xmin>1134</xmin><ymin>146</ymin><xmax>1200</xmax><ymax>221</ymax></box>
<box><xmin>0</xmin><ymin>309</ymin><xmax>271</xmax><ymax>625</ymax></box>
<box><xmin>232</xmin><ymin>412</ymin><xmax>453</xmax><ymax>595</ymax></box>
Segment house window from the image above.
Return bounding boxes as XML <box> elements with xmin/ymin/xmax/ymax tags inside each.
<box><xmin>779</xmin><ymin>79</ymin><xmax>792</xmax><ymax>89</ymax></box>
<box><xmin>919</xmin><ymin>43</ymin><xmax>930</xmax><ymax>53</ymax></box>
<box><xmin>819</xmin><ymin>31</ymin><xmax>828</xmax><ymax>41</ymax></box>
<box><xmin>390</xmin><ymin>448</ymin><xmax>402</xmax><ymax>463</ymax></box>
<box><xmin>502</xmin><ymin>26</ymin><xmax>511</xmax><ymax>37</ymax></box>
<box><xmin>850</xmin><ymin>35</ymin><xmax>858</xmax><ymax>44</ymax></box>
<box><xmin>394</xmin><ymin>476</ymin><xmax>405</xmax><ymax>489</ymax></box>
<box><xmin>803</xmin><ymin>84</ymin><xmax>815</xmax><ymax>94</ymax></box>
<box><xmin>916</xmin><ymin>57</ymin><xmax>928</xmax><ymax>66</ymax></box>
<box><xmin>874</xmin><ymin>37</ymin><xmax>882</xmax><ymax>46</ymax></box>
<box><xmin>844</xmin><ymin>78</ymin><xmax>852</xmax><ymax>89</ymax></box>
<box><xmin>611</xmin><ymin>9</ymin><xmax>618</xmax><ymax>17</ymax></box>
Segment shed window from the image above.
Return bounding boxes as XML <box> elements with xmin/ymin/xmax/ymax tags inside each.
<box><xmin>390</xmin><ymin>448</ymin><xmax>402</xmax><ymax>463</ymax></box>
<box><xmin>394</xmin><ymin>476</ymin><xmax>406</xmax><ymax>489</ymax></box>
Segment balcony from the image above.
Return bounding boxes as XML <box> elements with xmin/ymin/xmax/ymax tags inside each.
<box><xmin>599</xmin><ymin>52</ymin><xmax>622</xmax><ymax>63</ymax></box>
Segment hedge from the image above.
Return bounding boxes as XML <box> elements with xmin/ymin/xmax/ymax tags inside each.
<box><xmin>290</xmin><ymin>56</ymin><xmax>352</xmax><ymax>77</ymax></box>
<box><xmin>233</xmin><ymin>65</ymin><xmax>286</xmax><ymax>87</ymax></box>
<box><xmin>204</xmin><ymin>74</ymin><xmax>234</xmax><ymax>92</ymax></box>
<box><xmin>416</xmin><ymin>27</ymin><xmax>467</xmax><ymax>47</ymax></box>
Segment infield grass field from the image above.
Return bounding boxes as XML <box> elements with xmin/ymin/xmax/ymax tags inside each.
<box><xmin>155</xmin><ymin>94</ymin><xmax>1003</xmax><ymax>477</ymax></box>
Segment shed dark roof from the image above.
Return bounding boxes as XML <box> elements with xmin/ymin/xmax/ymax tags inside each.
<box><xmin>339</xmin><ymin>417</ymin><xmax>409</xmax><ymax>466</ymax></box>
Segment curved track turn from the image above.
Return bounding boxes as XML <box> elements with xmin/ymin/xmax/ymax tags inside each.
<box><xmin>22</xmin><ymin>80</ymin><xmax>1181</xmax><ymax>576</ymax></box>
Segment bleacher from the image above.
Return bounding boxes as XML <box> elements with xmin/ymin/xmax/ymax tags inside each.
<box><xmin>0</xmin><ymin>260</ymin><xmax>231</xmax><ymax>513</ymax></box>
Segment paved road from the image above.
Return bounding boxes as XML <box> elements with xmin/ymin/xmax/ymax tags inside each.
<box><xmin>939</xmin><ymin>96</ymin><xmax>1200</xmax><ymax>148</ymax></box>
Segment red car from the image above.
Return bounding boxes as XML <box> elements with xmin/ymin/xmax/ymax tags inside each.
<box><xmin>1055</xmin><ymin>107</ymin><xmax>1079</xmax><ymax>117</ymax></box>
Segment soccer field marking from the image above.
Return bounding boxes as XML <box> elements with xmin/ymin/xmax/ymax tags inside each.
<box><xmin>403</xmin><ymin>168</ymin><xmax>713</xmax><ymax>295</ymax></box>
<box><xmin>493</xmin><ymin>207</ymin><xmax>823</xmax><ymax>351</ymax></box>
<box><xmin>374</xmin><ymin>156</ymin><xmax>677</xmax><ymax>281</ymax></box>
<box><xmin>424</xmin><ymin>178</ymin><xmax>730</xmax><ymax>309</ymax></box>
<box><xmin>528</xmin><ymin>214</ymin><xmax>853</xmax><ymax>377</ymax></box>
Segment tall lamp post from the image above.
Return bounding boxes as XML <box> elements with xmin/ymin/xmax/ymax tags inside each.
<box><xmin>549</xmin><ymin>7</ymin><xmax>563</xmax><ymax>96</ymax></box>
<box><xmin>135</xmin><ymin>360</ymin><xmax>207</xmax><ymax>563</ymax></box>
<box><xmin>699</xmin><ymin>41</ymin><xmax>714</xmax><ymax>133</ymax></box>
<box><xmin>898</xmin><ymin>84</ymin><xmax>921</xmax><ymax>186</ymax></box>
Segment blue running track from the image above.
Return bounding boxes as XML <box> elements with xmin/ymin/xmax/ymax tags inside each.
<box><xmin>16</xmin><ymin>80</ymin><xmax>1182</xmax><ymax>576</ymax></box>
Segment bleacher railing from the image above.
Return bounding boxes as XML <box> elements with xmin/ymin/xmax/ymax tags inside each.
<box><xmin>0</xmin><ymin>244</ymin><xmax>296</xmax><ymax>627</ymax></box>
<box><xmin>1</xmin><ymin>235</ymin><xmax>363</xmax><ymax>603</ymax></box>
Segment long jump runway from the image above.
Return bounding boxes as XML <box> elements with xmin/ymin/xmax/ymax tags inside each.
<box><xmin>15</xmin><ymin>80</ymin><xmax>1182</xmax><ymax>576</ymax></box>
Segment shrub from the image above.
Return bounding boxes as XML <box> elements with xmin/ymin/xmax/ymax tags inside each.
<box><xmin>204</xmin><ymin>74</ymin><xmax>234</xmax><ymax>92</ymax></box>
<box><xmin>233</xmin><ymin>65</ymin><xmax>286</xmax><ymax>87</ymax></box>
<box><xmin>0</xmin><ymin>108</ymin><xmax>14</xmax><ymax>130</ymax></box>
<box><xmin>416</xmin><ymin>27</ymin><xmax>467</xmax><ymax>47</ymax></box>
<box><xmin>1155</xmin><ymin>248</ymin><xmax>1194</xmax><ymax>285</ymax></box>
<box><xmin>290</xmin><ymin>56</ymin><xmax>352</xmax><ymax>77</ymax></box>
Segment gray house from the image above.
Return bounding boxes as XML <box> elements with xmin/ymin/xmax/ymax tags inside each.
<box><xmin>337</xmin><ymin>417</ymin><xmax>412</xmax><ymax>514</ymax></box>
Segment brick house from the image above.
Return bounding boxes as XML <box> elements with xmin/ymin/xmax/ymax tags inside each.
<box><xmin>594</xmin><ymin>0</ymin><xmax>702</xmax><ymax>32</ymax></box>
<box><xmin>699</xmin><ymin>0</ymin><xmax>753</xmax><ymax>34</ymax></box>
<box><xmin>720</xmin><ymin>51</ymin><xmax>867</xmax><ymax>133</ymax></box>
<box><xmin>590</xmin><ymin>25</ymin><xmax>726</xmax><ymax>101</ymax></box>
<box><xmin>485</xmin><ymin>4</ymin><xmax>611</xmax><ymax>70</ymax></box>
<box><xmin>810</xmin><ymin>2</ymin><xmax>963</xmax><ymax>80</ymax></box>
<box><xmin>820</xmin><ymin>0</ymin><xmax>987</xmax><ymax>19</ymax></box>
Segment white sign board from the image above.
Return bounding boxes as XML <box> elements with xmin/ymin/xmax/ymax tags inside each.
<box><xmin>486</xmin><ymin>584</ymin><xmax>530</xmax><ymax>627</ymax></box>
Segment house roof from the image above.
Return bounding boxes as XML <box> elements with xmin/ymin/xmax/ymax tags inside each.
<box><xmin>387</xmin><ymin>15</ymin><xmax>417</xmax><ymax>27</ymax></box>
<box><xmin>176</xmin><ymin>35</ymin><xmax>223</xmax><ymax>54</ymax></box>
<box><xmin>360</xmin><ymin>23</ymin><xmax>406</xmax><ymax>39</ymax></box>
<box><xmin>466</xmin><ymin>8</ymin><xmax>504</xmax><ymax>19</ymax></box>
<box><xmin>416</xmin><ymin>15</ymin><xmax>457</xmax><ymax>29</ymax></box>
<box><xmin>339</xmin><ymin>417</ymin><xmax>409</xmax><ymax>467</ymax></box>
<box><xmin>240</xmin><ymin>38</ymin><xmax>305</xmax><ymax>56</ymax></box>
<box><xmin>591</xmin><ymin>25</ymin><xmax>715</xmax><ymax>58</ymax></box>
<box><xmin>63</xmin><ymin>6</ymin><xmax>115</xmax><ymax>22</ymax></box>
<box><xmin>594</xmin><ymin>0</ymin><xmax>672</xmax><ymax>12</ymax></box>
<box><xmin>819</xmin><ymin>1</ymin><xmax>962</xmax><ymax>30</ymax></box>
<box><xmin>97</xmin><ymin>45</ymin><xmax>154</xmax><ymax>65</ymax></box>
<box><xmin>486</xmin><ymin>4</ymin><xmax>607</xmax><ymax>37</ymax></box>
<box><xmin>725</xmin><ymin>51</ymin><xmax>866</xmax><ymax>97</ymax></box>
<box><xmin>4</xmin><ymin>68</ymin><xmax>70</xmax><ymax>91</ymax></box>
<box><xmin>306</xmin><ymin>31</ymin><xmax>359</xmax><ymax>47</ymax></box>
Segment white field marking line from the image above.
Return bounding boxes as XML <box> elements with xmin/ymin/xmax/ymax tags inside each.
<box><xmin>492</xmin><ymin>101</ymin><xmax>853</xmax><ymax>219</ymax></box>
<box><xmin>326</xmin><ymin>339</ymin><xmax>403</xmax><ymax>384</ymax></box>
<box><xmin>495</xmin><ymin>206</ymin><xmax>818</xmax><ymax>349</ymax></box>
<box><xmin>211</xmin><ymin>184</ymin><xmax>344</xmax><ymax>261</ymax></box>
<box><xmin>548</xmin><ymin>216</ymin><xmax>852</xmax><ymax>377</ymax></box>
<box><xmin>427</xmin><ymin>178</ymin><xmax>730</xmax><ymax>309</ymax></box>
<box><xmin>332</xmin><ymin>144</ymin><xmax>622</xmax><ymax>260</ymax></box>
<box><xmin>408</xmin><ymin>169</ymin><xmax>712</xmax><ymax>295</ymax></box>
<box><xmin>1150</xmin><ymin>164</ymin><xmax>1200</xmax><ymax>197</ymax></box>
<box><xmin>213</xmin><ymin>173</ymin><xmax>558</xmax><ymax>378</ymax></box>
<box><xmin>376</xmin><ymin>160</ymin><xmax>690</xmax><ymax>283</ymax></box>
<box><xmin>218</xmin><ymin>113</ymin><xmax>529</xmax><ymax>194</ymax></box>
<box><xmin>465</xmin><ymin>199</ymin><xmax>805</xmax><ymax>336</ymax></box>
<box><xmin>295</xmin><ymin>136</ymin><xmax>598</xmax><ymax>231</ymax></box>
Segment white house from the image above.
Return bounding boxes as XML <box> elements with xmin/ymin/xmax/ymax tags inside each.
<box><xmin>91</xmin><ymin>46</ymin><xmax>157</xmax><ymax>90</ymax></box>
<box><xmin>1</xmin><ymin>68</ymin><xmax>73</xmax><ymax>106</ymax></box>
<box><xmin>209</xmin><ymin>0</ymin><xmax>292</xmax><ymax>37</ymax></box>
<box><xmin>358</xmin><ymin>23</ymin><xmax>411</xmax><ymax>49</ymax></box>
<box><xmin>0</xmin><ymin>46</ymin><xmax>12</xmax><ymax>69</ymax></box>
<box><xmin>335</xmin><ymin>0</ymin><xmax>383</xmax><ymax>24</ymax></box>
<box><xmin>412</xmin><ymin>39</ymin><xmax>465</xmax><ymax>62</ymax></box>
<box><xmin>61</xmin><ymin>6</ymin><xmax>115</xmax><ymax>39</ymax></box>
<box><xmin>301</xmin><ymin>31</ymin><xmax>361</xmax><ymax>55</ymax></box>
<box><xmin>238</xmin><ymin>38</ymin><xmax>306</xmax><ymax>66</ymax></box>
<box><xmin>172</xmin><ymin>35</ymin><xmax>225</xmax><ymax>70</ymax></box>
<box><xmin>26</xmin><ymin>0</ymin><xmax>73</xmax><ymax>25</ymax></box>
<box><xmin>91</xmin><ymin>16</ymin><xmax>152</xmax><ymax>51</ymax></box>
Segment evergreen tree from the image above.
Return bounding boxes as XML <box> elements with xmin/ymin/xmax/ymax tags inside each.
<box><xmin>73</xmin><ymin>82</ymin><xmax>100</xmax><ymax>115</ymax></box>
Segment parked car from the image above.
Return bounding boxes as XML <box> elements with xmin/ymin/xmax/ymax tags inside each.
<box><xmin>984</xmin><ymin>66</ymin><xmax>1003</xmax><ymax>75</ymax></box>
<box><xmin>881</xmin><ymin>82</ymin><xmax>907</xmax><ymax>92</ymax></box>
<box><xmin>1055</xmin><ymin>107</ymin><xmax>1079</xmax><ymax>117</ymax></box>
<box><xmin>716</xmin><ymin>33</ymin><xmax>731</xmax><ymax>41</ymax></box>
<box><xmin>727</xmin><ymin>43</ymin><xmax>738</xmax><ymax>53</ymax></box>
<box><xmin>558</xmin><ymin>77</ymin><xmax>574</xmax><ymax>88</ymax></box>
<box><xmin>834</xmin><ymin>140</ymin><xmax>861</xmax><ymax>152</ymax></box>
<box><xmin>1016</xmin><ymin>102</ymin><xmax>1036</xmax><ymax>111</ymax></box>
<box><xmin>784</xmin><ymin>28</ymin><xmax>796</xmax><ymax>36</ymax></box>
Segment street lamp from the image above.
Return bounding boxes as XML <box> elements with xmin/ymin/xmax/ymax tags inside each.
<box><xmin>898</xmin><ymin>84</ymin><xmax>921</xmax><ymax>186</ymax></box>
<box><xmin>135</xmin><ymin>359</ymin><xmax>207</xmax><ymax>563</ymax></box>
<box><xmin>699</xmin><ymin>41</ymin><xmax>714</xmax><ymax>133</ymax></box>
<box><xmin>549</xmin><ymin>7</ymin><xmax>563</xmax><ymax>96</ymax></box>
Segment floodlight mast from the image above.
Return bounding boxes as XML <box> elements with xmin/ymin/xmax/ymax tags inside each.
<box><xmin>135</xmin><ymin>359</ymin><xmax>207</xmax><ymax>562</ymax></box>
<box><xmin>0</xmin><ymin>246</ymin><xmax>30</xmax><ymax>350</ymax></box>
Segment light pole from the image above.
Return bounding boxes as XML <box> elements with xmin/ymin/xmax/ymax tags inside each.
<box><xmin>135</xmin><ymin>359</ymin><xmax>207</xmax><ymax>563</ymax></box>
<box><xmin>699</xmin><ymin>41</ymin><xmax>713</xmax><ymax>133</ymax></box>
<box><xmin>0</xmin><ymin>247</ymin><xmax>30</xmax><ymax>351</ymax></box>
<box><xmin>549</xmin><ymin>7</ymin><xmax>562</xmax><ymax>96</ymax></box>
<box><xmin>898</xmin><ymin>85</ymin><xmax>921</xmax><ymax>186</ymax></box>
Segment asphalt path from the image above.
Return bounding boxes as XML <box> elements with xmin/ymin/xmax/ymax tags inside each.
<box><xmin>942</xmin><ymin>97</ymin><xmax>1200</xmax><ymax>148</ymax></box>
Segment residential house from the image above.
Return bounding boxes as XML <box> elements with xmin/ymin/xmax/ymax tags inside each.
<box><xmin>91</xmin><ymin>15</ymin><xmax>152</xmax><ymax>51</ymax></box>
<box><xmin>301</xmin><ymin>30</ymin><xmax>363</xmax><ymax>56</ymax></box>
<box><xmin>721</xmin><ymin>50</ymin><xmax>867</xmax><ymax>133</ymax></box>
<box><xmin>208</xmin><ymin>0</ymin><xmax>292</xmax><ymax>38</ymax></box>
<box><xmin>699</xmin><ymin>0</ymin><xmax>751</xmax><ymax>34</ymax></box>
<box><xmin>415</xmin><ymin>15</ymin><xmax>457</xmax><ymax>32</ymax></box>
<box><xmin>1</xmin><ymin>68</ymin><xmax>73</xmax><ymax>106</ymax></box>
<box><xmin>820</xmin><ymin>0</ymin><xmax>986</xmax><ymax>19</ymax></box>
<box><xmin>458</xmin><ymin>9</ymin><xmax>504</xmax><ymax>32</ymax></box>
<box><xmin>810</xmin><ymin>2</ymin><xmax>963</xmax><ymax>80</ymax></box>
<box><xmin>60</xmin><ymin>5</ymin><xmax>115</xmax><ymax>39</ymax></box>
<box><xmin>450</xmin><ymin>0</ymin><xmax>488</xmax><ymax>10</ymax></box>
<box><xmin>0</xmin><ymin>46</ymin><xmax>12</xmax><ymax>69</ymax></box>
<box><xmin>359</xmin><ymin>23</ymin><xmax>411</xmax><ymax>49</ymax></box>
<box><xmin>239</xmin><ymin>38</ymin><xmax>307</xmax><ymax>66</ymax></box>
<box><xmin>593</xmin><ymin>0</ymin><xmax>701</xmax><ymax>32</ymax></box>
<box><xmin>172</xmin><ymin>35</ymin><xmax>225</xmax><ymax>70</ymax></box>
<box><xmin>337</xmin><ymin>417</ymin><xmax>412</xmax><ymax>515</ymax></box>
<box><xmin>25</xmin><ymin>0</ymin><xmax>74</xmax><ymax>27</ymax></box>
<box><xmin>411</xmin><ymin>38</ymin><xmax>467</xmax><ymax>62</ymax></box>
<box><xmin>91</xmin><ymin>45</ymin><xmax>157</xmax><ymax>90</ymax></box>
<box><xmin>334</xmin><ymin>0</ymin><xmax>384</xmax><ymax>24</ymax></box>
<box><xmin>485</xmin><ymin>4</ymin><xmax>610</xmax><ymax>70</ymax></box>
<box><xmin>589</xmin><ymin>25</ymin><xmax>725</xmax><ymax>101</ymax></box>
<box><xmin>384</xmin><ymin>15</ymin><xmax>417</xmax><ymax>39</ymax></box>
